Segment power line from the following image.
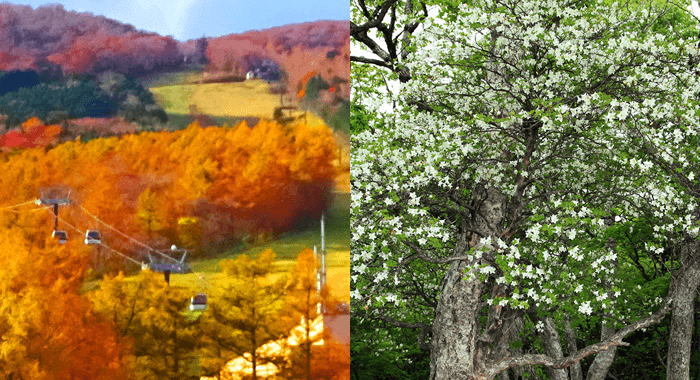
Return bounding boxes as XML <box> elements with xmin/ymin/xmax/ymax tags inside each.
<box><xmin>6</xmin><ymin>205</ymin><xmax>52</xmax><ymax>214</ymax></box>
<box><xmin>98</xmin><ymin>242</ymin><xmax>144</xmax><ymax>267</ymax></box>
<box><xmin>5</xmin><ymin>202</ymin><xmax>210</xmax><ymax>292</ymax></box>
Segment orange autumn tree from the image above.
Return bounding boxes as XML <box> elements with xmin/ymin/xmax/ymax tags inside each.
<box><xmin>283</xmin><ymin>248</ymin><xmax>348</xmax><ymax>380</ymax></box>
<box><xmin>0</xmin><ymin>117</ymin><xmax>62</xmax><ymax>149</ymax></box>
<box><xmin>21</xmin><ymin>117</ymin><xmax>62</xmax><ymax>147</ymax></box>
<box><xmin>0</xmin><ymin>221</ymin><xmax>134</xmax><ymax>380</ymax></box>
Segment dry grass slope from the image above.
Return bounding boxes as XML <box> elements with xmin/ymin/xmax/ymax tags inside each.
<box><xmin>150</xmin><ymin>79</ymin><xmax>284</xmax><ymax>119</ymax></box>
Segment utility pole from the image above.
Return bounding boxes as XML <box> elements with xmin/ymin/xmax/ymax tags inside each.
<box><xmin>320</xmin><ymin>213</ymin><xmax>326</xmax><ymax>314</ymax></box>
<box><xmin>321</xmin><ymin>212</ymin><xmax>326</xmax><ymax>289</ymax></box>
<box><xmin>314</xmin><ymin>213</ymin><xmax>328</xmax><ymax>315</ymax></box>
<box><xmin>315</xmin><ymin>246</ymin><xmax>321</xmax><ymax>315</ymax></box>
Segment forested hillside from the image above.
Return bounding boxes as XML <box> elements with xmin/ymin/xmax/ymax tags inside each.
<box><xmin>0</xmin><ymin>118</ymin><xmax>338</xmax><ymax>267</ymax></box>
<box><xmin>0</xmin><ymin>68</ymin><xmax>167</xmax><ymax>128</ymax></box>
<box><xmin>0</xmin><ymin>3</ymin><xmax>349</xmax><ymax>98</ymax></box>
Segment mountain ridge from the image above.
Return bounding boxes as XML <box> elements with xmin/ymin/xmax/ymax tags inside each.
<box><xmin>0</xmin><ymin>2</ymin><xmax>349</xmax><ymax>96</ymax></box>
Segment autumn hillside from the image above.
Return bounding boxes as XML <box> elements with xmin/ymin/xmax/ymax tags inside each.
<box><xmin>0</xmin><ymin>3</ymin><xmax>349</xmax><ymax>97</ymax></box>
<box><xmin>0</xmin><ymin>118</ymin><xmax>339</xmax><ymax>270</ymax></box>
<box><xmin>203</xmin><ymin>20</ymin><xmax>350</xmax><ymax>99</ymax></box>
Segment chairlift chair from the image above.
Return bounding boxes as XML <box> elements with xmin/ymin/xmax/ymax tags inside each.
<box><xmin>52</xmin><ymin>230</ymin><xmax>68</xmax><ymax>244</ymax></box>
<box><xmin>84</xmin><ymin>230</ymin><xmax>101</xmax><ymax>245</ymax></box>
<box><xmin>189</xmin><ymin>293</ymin><xmax>207</xmax><ymax>311</ymax></box>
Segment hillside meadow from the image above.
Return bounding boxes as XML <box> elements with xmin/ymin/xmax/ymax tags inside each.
<box><xmin>151</xmin><ymin>79</ymin><xmax>281</xmax><ymax>118</ymax></box>
<box><xmin>168</xmin><ymin>191</ymin><xmax>350</xmax><ymax>302</ymax></box>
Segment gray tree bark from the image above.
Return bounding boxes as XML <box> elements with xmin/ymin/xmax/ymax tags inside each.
<box><xmin>430</xmin><ymin>258</ymin><xmax>484</xmax><ymax>380</ymax></box>
<box><xmin>667</xmin><ymin>238</ymin><xmax>700</xmax><ymax>380</ymax></box>
<box><xmin>430</xmin><ymin>187</ymin><xmax>506</xmax><ymax>380</ymax></box>
<box><xmin>536</xmin><ymin>317</ymin><xmax>568</xmax><ymax>380</ymax></box>
<box><xmin>585</xmin><ymin>323</ymin><xmax>617</xmax><ymax>380</ymax></box>
<box><xmin>585</xmin><ymin>236</ymin><xmax>618</xmax><ymax>380</ymax></box>
<box><xmin>564</xmin><ymin>316</ymin><xmax>583</xmax><ymax>380</ymax></box>
<box><xmin>696</xmin><ymin>298</ymin><xmax>700</xmax><ymax>379</ymax></box>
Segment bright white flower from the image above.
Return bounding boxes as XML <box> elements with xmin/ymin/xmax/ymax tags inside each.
<box><xmin>579</xmin><ymin>301</ymin><xmax>593</xmax><ymax>315</ymax></box>
<box><xmin>535</xmin><ymin>321</ymin><xmax>544</xmax><ymax>333</ymax></box>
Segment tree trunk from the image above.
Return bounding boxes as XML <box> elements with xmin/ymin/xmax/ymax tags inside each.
<box><xmin>509</xmin><ymin>316</ymin><xmax>527</xmax><ymax>380</ymax></box>
<box><xmin>564</xmin><ymin>316</ymin><xmax>582</xmax><ymax>380</ymax></box>
<box><xmin>535</xmin><ymin>317</ymin><xmax>568</xmax><ymax>380</ymax></box>
<box><xmin>667</xmin><ymin>238</ymin><xmax>700</xmax><ymax>380</ymax></box>
<box><xmin>585</xmin><ymin>322</ymin><xmax>616</xmax><ymax>380</ymax></box>
<box><xmin>586</xmin><ymin>236</ymin><xmax>619</xmax><ymax>380</ymax></box>
<box><xmin>430</xmin><ymin>259</ymin><xmax>484</xmax><ymax>380</ymax></box>
<box><xmin>696</xmin><ymin>297</ymin><xmax>700</xmax><ymax>379</ymax></box>
<box><xmin>430</xmin><ymin>187</ymin><xmax>506</xmax><ymax>380</ymax></box>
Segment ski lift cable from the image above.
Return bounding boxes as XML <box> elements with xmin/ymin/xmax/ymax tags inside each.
<box><xmin>97</xmin><ymin>242</ymin><xmax>143</xmax><ymax>267</ymax></box>
<box><xmin>77</xmin><ymin>205</ymin><xmax>211</xmax><ymax>289</ymax></box>
<box><xmin>77</xmin><ymin>204</ymin><xmax>179</xmax><ymax>263</ymax></box>
<box><xmin>6</xmin><ymin>205</ymin><xmax>52</xmax><ymax>214</ymax></box>
<box><xmin>0</xmin><ymin>200</ymin><xmax>42</xmax><ymax>211</ymax></box>
<box><xmin>51</xmin><ymin>212</ymin><xmax>142</xmax><ymax>267</ymax></box>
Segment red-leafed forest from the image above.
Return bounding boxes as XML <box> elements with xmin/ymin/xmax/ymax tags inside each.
<box><xmin>0</xmin><ymin>3</ymin><xmax>349</xmax><ymax>96</ymax></box>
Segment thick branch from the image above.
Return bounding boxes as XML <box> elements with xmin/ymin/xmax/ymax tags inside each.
<box><xmin>351</xmin><ymin>0</ymin><xmax>399</xmax><ymax>34</ymax></box>
<box><xmin>375</xmin><ymin>312</ymin><xmax>432</xmax><ymax>351</ymax></box>
<box><xmin>350</xmin><ymin>54</ymin><xmax>394</xmax><ymax>69</ymax></box>
<box><xmin>484</xmin><ymin>290</ymin><xmax>675</xmax><ymax>378</ymax></box>
<box><xmin>351</xmin><ymin>23</ymin><xmax>393</xmax><ymax>63</ymax></box>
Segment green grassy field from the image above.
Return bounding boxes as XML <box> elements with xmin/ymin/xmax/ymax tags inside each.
<box><xmin>135</xmin><ymin>67</ymin><xmax>206</xmax><ymax>88</ymax></box>
<box><xmin>145</xmin><ymin>71</ymin><xmax>346</xmax><ymax>139</ymax></box>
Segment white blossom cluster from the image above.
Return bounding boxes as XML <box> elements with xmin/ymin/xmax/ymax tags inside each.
<box><xmin>352</xmin><ymin>0</ymin><xmax>700</xmax><ymax>328</ymax></box>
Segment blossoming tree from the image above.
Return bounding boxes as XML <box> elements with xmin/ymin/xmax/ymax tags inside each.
<box><xmin>351</xmin><ymin>0</ymin><xmax>700</xmax><ymax>379</ymax></box>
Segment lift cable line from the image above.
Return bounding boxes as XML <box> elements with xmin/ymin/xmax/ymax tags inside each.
<box><xmin>37</xmin><ymin>199</ymin><xmax>208</xmax><ymax>309</ymax></box>
<box><xmin>50</xmin><ymin>211</ymin><xmax>143</xmax><ymax>267</ymax></box>
<box><xmin>78</xmin><ymin>205</ymin><xmax>209</xmax><ymax>286</ymax></box>
<box><xmin>0</xmin><ymin>200</ymin><xmax>45</xmax><ymax>211</ymax></box>
<box><xmin>5</xmin><ymin>205</ymin><xmax>52</xmax><ymax>214</ymax></box>
<box><xmin>78</xmin><ymin>203</ymin><xmax>210</xmax><ymax>307</ymax></box>
<box><xmin>77</xmin><ymin>204</ymin><xmax>180</xmax><ymax>263</ymax></box>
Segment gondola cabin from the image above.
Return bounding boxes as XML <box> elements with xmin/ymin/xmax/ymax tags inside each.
<box><xmin>189</xmin><ymin>293</ymin><xmax>207</xmax><ymax>311</ymax></box>
<box><xmin>52</xmin><ymin>230</ymin><xmax>68</xmax><ymax>244</ymax></box>
<box><xmin>84</xmin><ymin>230</ymin><xmax>101</xmax><ymax>245</ymax></box>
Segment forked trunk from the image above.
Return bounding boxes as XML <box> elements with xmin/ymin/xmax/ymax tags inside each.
<box><xmin>430</xmin><ymin>187</ymin><xmax>506</xmax><ymax>380</ymax></box>
<box><xmin>564</xmin><ymin>316</ymin><xmax>583</xmax><ymax>380</ymax></box>
<box><xmin>585</xmin><ymin>323</ymin><xmax>616</xmax><ymax>380</ymax></box>
<box><xmin>535</xmin><ymin>317</ymin><xmax>568</xmax><ymax>380</ymax></box>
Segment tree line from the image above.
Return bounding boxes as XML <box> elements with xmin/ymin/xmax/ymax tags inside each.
<box><xmin>0</xmin><ymin>118</ymin><xmax>338</xmax><ymax>275</ymax></box>
<box><xmin>0</xmin><ymin>69</ymin><xmax>167</xmax><ymax>128</ymax></box>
